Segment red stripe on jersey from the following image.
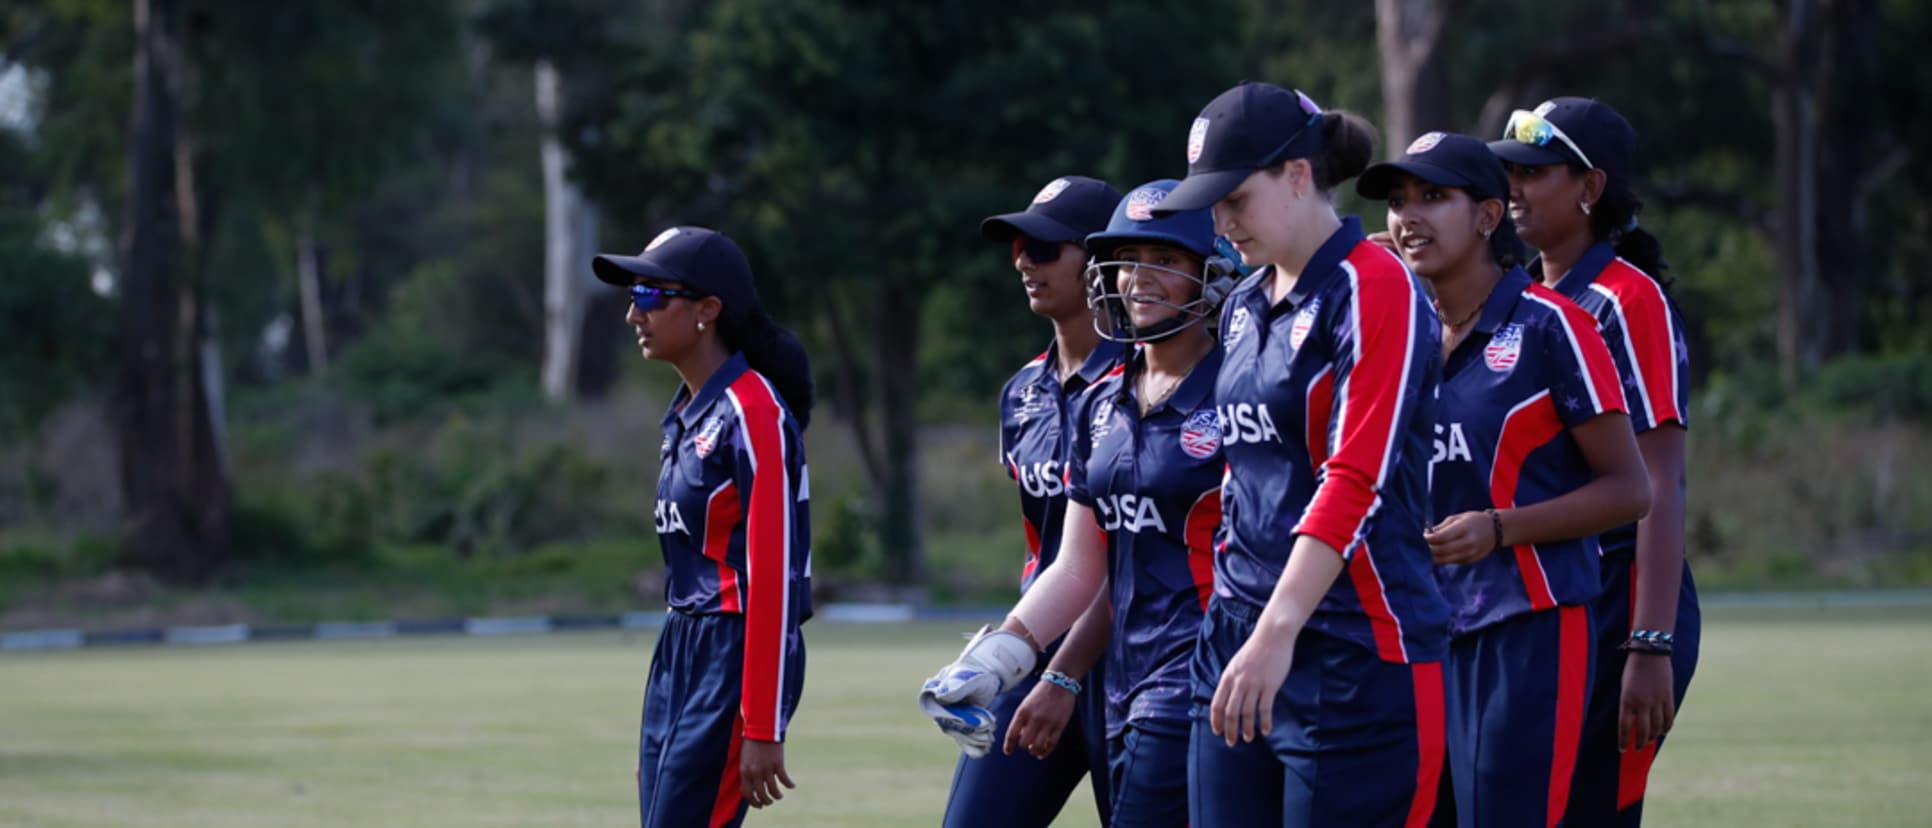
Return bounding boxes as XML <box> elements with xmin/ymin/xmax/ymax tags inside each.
<box><xmin>704</xmin><ymin>481</ymin><xmax>743</xmax><ymax>613</ymax></box>
<box><xmin>1296</xmin><ymin>250</ymin><xmax>1419</xmax><ymax>557</ymax></box>
<box><xmin>1526</xmin><ymin>285</ymin><xmax>1627</xmax><ymax>414</ymax></box>
<box><xmin>1595</xmin><ymin>262</ymin><xmax>1683</xmax><ymax>427</ymax></box>
<box><xmin>1405</xmin><ymin>661</ymin><xmax>1447</xmax><ymax>828</ymax></box>
<box><xmin>726</xmin><ymin>374</ymin><xmax>795</xmax><ymax>743</ymax></box>
<box><xmin>1183</xmin><ymin>489</ymin><xmax>1222</xmax><ymax>611</ymax></box>
<box><xmin>1548</xmin><ymin>604</ymin><xmax>1589</xmax><ymax>826</ymax></box>
<box><xmin>709</xmin><ymin>710</ymin><xmax>746</xmax><ymax>828</ymax></box>
<box><xmin>1617</xmin><ymin>558</ymin><xmax>1655</xmax><ymax>809</ymax></box>
<box><xmin>1020</xmin><ymin>518</ymin><xmax>1042</xmax><ymax>584</ymax></box>
<box><xmin>1347</xmin><ymin>541</ymin><xmax>1410</xmax><ymax>663</ymax></box>
<box><xmin>1491</xmin><ymin>391</ymin><xmax>1565</xmax><ymax>610</ymax></box>
<box><xmin>1304</xmin><ymin>366</ymin><xmax>1335</xmax><ymax>467</ymax></box>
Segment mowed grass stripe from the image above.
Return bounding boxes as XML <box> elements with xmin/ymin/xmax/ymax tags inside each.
<box><xmin>0</xmin><ymin>608</ymin><xmax>1927</xmax><ymax>827</ymax></box>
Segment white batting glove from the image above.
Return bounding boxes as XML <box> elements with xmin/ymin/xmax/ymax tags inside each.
<box><xmin>917</xmin><ymin>625</ymin><xmax>1038</xmax><ymax>758</ymax></box>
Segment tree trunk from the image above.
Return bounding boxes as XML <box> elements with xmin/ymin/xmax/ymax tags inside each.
<box><xmin>1375</xmin><ymin>0</ymin><xmax>1456</xmax><ymax>152</ymax></box>
<box><xmin>536</xmin><ymin>59</ymin><xmax>599</xmax><ymax>401</ymax></box>
<box><xmin>296</xmin><ymin>221</ymin><xmax>328</xmax><ymax>375</ymax></box>
<box><xmin>875</xmin><ymin>281</ymin><xmax>926</xmax><ymax>585</ymax></box>
<box><xmin>115</xmin><ymin>0</ymin><xmax>230</xmax><ymax>582</ymax></box>
<box><xmin>1770</xmin><ymin>0</ymin><xmax>1829</xmax><ymax>378</ymax></box>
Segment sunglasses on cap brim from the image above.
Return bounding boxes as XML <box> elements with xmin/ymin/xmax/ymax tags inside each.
<box><xmin>1503</xmin><ymin>110</ymin><xmax>1594</xmax><ymax>171</ymax></box>
<box><xmin>629</xmin><ymin>283</ymin><xmax>707</xmax><ymax>313</ymax></box>
<box><xmin>1012</xmin><ymin>235</ymin><xmax>1070</xmax><ymax>265</ymax></box>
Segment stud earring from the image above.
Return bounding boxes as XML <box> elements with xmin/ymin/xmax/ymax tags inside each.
<box><xmin>1481</xmin><ymin>227</ymin><xmax>1493</xmax><ymax>239</ymax></box>
<box><xmin>697</xmin><ymin>321</ymin><xmax>706</xmax><ymax>332</ymax></box>
<box><xmin>1579</xmin><ymin>202</ymin><xmax>1592</xmax><ymax>216</ymax></box>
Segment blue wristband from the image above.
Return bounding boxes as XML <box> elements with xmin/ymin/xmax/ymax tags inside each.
<box><xmin>1040</xmin><ymin>670</ymin><xmax>1082</xmax><ymax>696</ymax></box>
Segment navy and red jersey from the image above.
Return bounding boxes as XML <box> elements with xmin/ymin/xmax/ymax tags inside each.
<box><xmin>997</xmin><ymin>338</ymin><xmax>1128</xmax><ymax>593</ymax></box>
<box><xmin>1539</xmin><ymin>241</ymin><xmax>1690</xmax><ymax>560</ymax></box>
<box><xmin>1211</xmin><ymin>217</ymin><xmax>1450</xmax><ymax>664</ymax></box>
<box><xmin>1064</xmin><ymin>346</ymin><xmax>1225</xmax><ymax>737</ymax></box>
<box><xmin>1430</xmin><ymin>266</ymin><xmax>1628</xmax><ymax>635</ymax></box>
<box><xmin>654</xmin><ymin>353</ymin><xmax>812</xmax><ymax>742</ymax></box>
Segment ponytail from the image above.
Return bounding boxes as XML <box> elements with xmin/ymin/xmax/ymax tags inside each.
<box><xmin>1488</xmin><ymin>211</ymin><xmax>1526</xmax><ymax>270</ymax></box>
<box><xmin>1311</xmin><ymin>111</ymin><xmax>1377</xmax><ymax>193</ymax></box>
<box><xmin>1591</xmin><ymin>183</ymin><xmax>1670</xmax><ymax>287</ymax></box>
<box><xmin>722</xmin><ymin>311</ymin><xmax>816</xmax><ymax>430</ymax></box>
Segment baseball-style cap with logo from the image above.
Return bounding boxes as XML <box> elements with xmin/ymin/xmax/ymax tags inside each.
<box><xmin>1084</xmin><ymin>179</ymin><xmax>1217</xmax><ymax>261</ymax></box>
<box><xmin>980</xmin><ymin>175</ymin><xmax>1124</xmax><ymax>244</ymax></box>
<box><xmin>1153</xmin><ymin>82</ymin><xmax>1327</xmax><ymax>216</ymax></box>
<box><xmin>1357</xmin><ymin>131</ymin><xmax>1510</xmax><ymax>203</ymax></box>
<box><xmin>1488</xmin><ymin>97</ymin><xmax>1637</xmax><ymax>186</ymax></box>
<box><xmin>592</xmin><ymin>226</ymin><xmax>764</xmax><ymax>319</ymax></box>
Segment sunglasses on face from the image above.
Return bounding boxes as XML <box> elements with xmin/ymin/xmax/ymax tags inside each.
<box><xmin>1012</xmin><ymin>235</ymin><xmax>1067</xmax><ymax>265</ymax></box>
<box><xmin>630</xmin><ymin>284</ymin><xmax>705</xmax><ymax>313</ymax></box>
<box><xmin>1503</xmin><ymin>109</ymin><xmax>1595</xmax><ymax>171</ymax></box>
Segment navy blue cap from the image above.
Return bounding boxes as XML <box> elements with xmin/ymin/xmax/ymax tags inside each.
<box><xmin>592</xmin><ymin>226</ymin><xmax>763</xmax><ymax>320</ymax></box>
<box><xmin>1357</xmin><ymin>132</ymin><xmax>1509</xmax><ymax>203</ymax></box>
<box><xmin>1154</xmin><ymin>82</ymin><xmax>1326</xmax><ymax>215</ymax></box>
<box><xmin>1488</xmin><ymin>97</ymin><xmax>1637</xmax><ymax>186</ymax></box>
<box><xmin>980</xmin><ymin>176</ymin><xmax>1123</xmax><ymax>243</ymax></box>
<box><xmin>1085</xmin><ymin>179</ymin><xmax>1217</xmax><ymax>261</ymax></box>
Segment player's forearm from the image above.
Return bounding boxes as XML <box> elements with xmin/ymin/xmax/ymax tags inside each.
<box><xmin>1630</xmin><ymin>426</ymin><xmax>1687</xmax><ymax>633</ymax></box>
<box><xmin>1042</xmin><ymin>590</ymin><xmax>1111</xmax><ymax>680</ymax></box>
<box><xmin>1254</xmin><ymin>535</ymin><xmax>1347</xmax><ymax>641</ymax></box>
<box><xmin>1006</xmin><ymin>503</ymin><xmax>1107</xmax><ymax>648</ymax></box>
<box><xmin>1499</xmin><ymin>417</ymin><xmax>1650</xmax><ymax>546</ymax></box>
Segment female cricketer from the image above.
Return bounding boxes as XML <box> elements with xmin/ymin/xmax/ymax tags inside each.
<box><xmin>1358</xmin><ymin>131</ymin><xmax>1652</xmax><ymax>827</ymax></box>
<box><xmin>1489</xmin><ymin>97</ymin><xmax>1702</xmax><ymax>827</ymax></box>
<box><xmin>1166</xmin><ymin>80</ymin><xmax>1448</xmax><ymax>827</ymax></box>
<box><xmin>592</xmin><ymin>226</ymin><xmax>814</xmax><ymax>828</ymax></box>
<box><xmin>925</xmin><ymin>175</ymin><xmax>1122</xmax><ymax>828</ymax></box>
<box><xmin>927</xmin><ymin>178</ymin><xmax>1235</xmax><ymax>828</ymax></box>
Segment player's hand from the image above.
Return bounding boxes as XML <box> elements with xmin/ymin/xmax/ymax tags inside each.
<box><xmin>1368</xmin><ymin>230</ymin><xmax>1398</xmax><ymax>254</ymax></box>
<box><xmin>917</xmin><ymin>626</ymin><xmax>1038</xmax><ymax>757</ymax></box>
<box><xmin>739</xmin><ymin>738</ymin><xmax>795</xmax><ymax>809</ymax></box>
<box><xmin>1004</xmin><ymin>679</ymin><xmax>1077</xmax><ymax>758</ymax></box>
<box><xmin>1619</xmin><ymin>652</ymin><xmax>1676</xmax><ymax>752</ymax></box>
<box><xmin>1426</xmin><ymin>511</ymin><xmax>1496</xmax><ymax>565</ymax></box>
<box><xmin>1209</xmin><ymin>624</ymin><xmax>1297</xmax><ymax>747</ymax></box>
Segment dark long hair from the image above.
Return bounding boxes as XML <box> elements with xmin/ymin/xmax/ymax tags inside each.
<box><xmin>1589</xmin><ymin>181</ymin><xmax>1669</xmax><ymax>287</ymax></box>
<box><xmin>1488</xmin><ymin>210</ymin><xmax>1526</xmax><ymax>270</ymax></box>
<box><xmin>720</xmin><ymin>310</ymin><xmax>816</xmax><ymax>430</ymax></box>
<box><xmin>1310</xmin><ymin>111</ymin><xmax>1378</xmax><ymax>193</ymax></box>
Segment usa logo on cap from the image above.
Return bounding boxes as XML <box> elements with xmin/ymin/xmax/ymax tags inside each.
<box><xmin>1290</xmin><ymin>298</ymin><xmax>1321</xmax><ymax>350</ymax></box>
<box><xmin>1033</xmin><ymin>178</ymin><xmax>1071</xmax><ymax>204</ymax></box>
<box><xmin>1187</xmin><ymin>118</ymin><xmax>1210</xmax><ymax>164</ymax></box>
<box><xmin>1125</xmin><ymin>187</ymin><xmax>1168</xmax><ymax>221</ymax></box>
<box><xmin>1180</xmin><ymin>409</ymin><xmax>1222</xmax><ymax>459</ymax></box>
<box><xmin>693</xmin><ymin>415</ymin><xmax>727</xmax><ymax>458</ymax></box>
<box><xmin>646</xmin><ymin>228</ymin><xmax>680</xmax><ymax>251</ymax></box>
<box><xmin>1406</xmin><ymin>132</ymin><xmax>1447</xmax><ymax>155</ymax></box>
<box><xmin>1485</xmin><ymin>323</ymin><xmax>1524</xmax><ymax>372</ymax></box>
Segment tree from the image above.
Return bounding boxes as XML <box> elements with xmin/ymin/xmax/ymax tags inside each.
<box><xmin>1375</xmin><ymin>0</ymin><xmax>1457</xmax><ymax>152</ymax></box>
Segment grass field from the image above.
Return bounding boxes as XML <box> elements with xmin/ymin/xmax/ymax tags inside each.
<box><xmin>2</xmin><ymin>606</ymin><xmax>1929</xmax><ymax>827</ymax></box>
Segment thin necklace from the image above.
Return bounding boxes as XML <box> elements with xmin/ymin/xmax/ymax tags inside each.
<box><xmin>1435</xmin><ymin>301</ymin><xmax>1482</xmax><ymax>329</ymax></box>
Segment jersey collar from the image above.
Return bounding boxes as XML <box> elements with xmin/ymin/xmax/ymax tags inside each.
<box><xmin>1536</xmin><ymin>240</ymin><xmax>1617</xmax><ymax>301</ymax></box>
<box><xmin>1134</xmin><ymin>344</ymin><xmax>1224</xmax><ymax>417</ymax></box>
<box><xmin>663</xmin><ymin>352</ymin><xmax>752</xmax><ymax>430</ymax></box>
<box><xmin>1473</xmin><ymin>266</ymin><xmax>1534</xmax><ymax>334</ymax></box>
<box><xmin>1038</xmin><ymin>336</ymin><xmax>1127</xmax><ymax>392</ymax></box>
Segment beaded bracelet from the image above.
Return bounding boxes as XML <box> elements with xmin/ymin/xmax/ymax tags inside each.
<box><xmin>1619</xmin><ymin>628</ymin><xmax>1675</xmax><ymax>655</ymax></box>
<box><xmin>1486</xmin><ymin>508</ymin><xmax>1505</xmax><ymax>549</ymax></box>
<box><xmin>1040</xmin><ymin>670</ymin><xmax>1083</xmax><ymax>696</ymax></box>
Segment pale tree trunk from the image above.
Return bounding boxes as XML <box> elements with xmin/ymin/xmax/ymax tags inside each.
<box><xmin>1375</xmin><ymin>0</ymin><xmax>1457</xmax><ymax>154</ymax></box>
<box><xmin>536</xmin><ymin>59</ymin><xmax>600</xmax><ymax>401</ymax></box>
<box><xmin>116</xmin><ymin>0</ymin><xmax>230</xmax><ymax>582</ymax></box>
<box><xmin>296</xmin><ymin>220</ymin><xmax>328</xmax><ymax>375</ymax></box>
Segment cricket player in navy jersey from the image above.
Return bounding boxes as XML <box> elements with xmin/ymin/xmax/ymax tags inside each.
<box><xmin>1489</xmin><ymin>98</ymin><xmax>1701</xmax><ymax>828</ymax></box>
<box><xmin>1359</xmin><ymin>132</ymin><xmax>1653</xmax><ymax>828</ymax></box>
<box><xmin>925</xmin><ymin>175</ymin><xmax>1121</xmax><ymax>828</ymax></box>
<box><xmin>1151</xmin><ymin>81</ymin><xmax>1450</xmax><ymax>827</ymax></box>
<box><xmin>923</xmin><ymin>178</ymin><xmax>1235</xmax><ymax>828</ymax></box>
<box><xmin>593</xmin><ymin>227</ymin><xmax>814</xmax><ymax>828</ymax></box>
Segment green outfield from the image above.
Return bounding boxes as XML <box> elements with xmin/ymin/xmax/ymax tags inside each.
<box><xmin>1</xmin><ymin>605</ymin><xmax>1928</xmax><ymax>827</ymax></box>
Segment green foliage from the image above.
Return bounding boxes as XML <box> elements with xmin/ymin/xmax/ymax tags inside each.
<box><xmin>0</xmin><ymin>132</ymin><xmax>111</xmax><ymax>439</ymax></box>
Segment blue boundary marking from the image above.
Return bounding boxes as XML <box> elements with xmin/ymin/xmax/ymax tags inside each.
<box><xmin>4</xmin><ymin>592</ymin><xmax>1931</xmax><ymax>653</ymax></box>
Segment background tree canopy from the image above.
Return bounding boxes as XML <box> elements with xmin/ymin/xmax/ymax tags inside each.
<box><xmin>0</xmin><ymin>0</ymin><xmax>1927</xmax><ymax>610</ymax></box>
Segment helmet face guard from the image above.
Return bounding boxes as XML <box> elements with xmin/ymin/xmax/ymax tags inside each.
<box><xmin>1086</xmin><ymin>255</ymin><xmax>1237</xmax><ymax>343</ymax></box>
